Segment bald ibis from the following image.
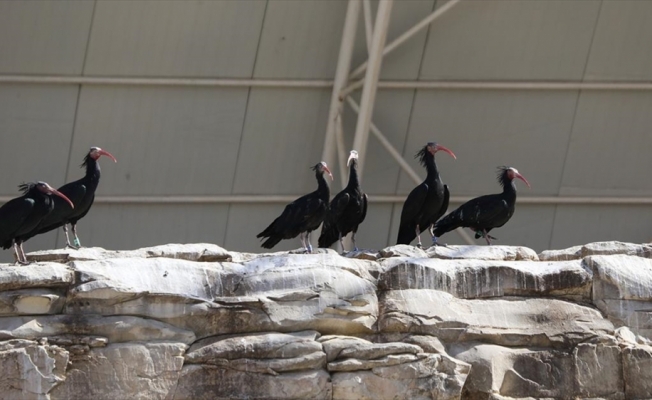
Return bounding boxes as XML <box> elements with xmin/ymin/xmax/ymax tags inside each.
<box><xmin>0</xmin><ymin>182</ymin><xmax>74</xmax><ymax>264</ymax></box>
<box><xmin>318</xmin><ymin>150</ymin><xmax>368</xmax><ymax>252</ymax></box>
<box><xmin>433</xmin><ymin>166</ymin><xmax>530</xmax><ymax>245</ymax></box>
<box><xmin>396</xmin><ymin>142</ymin><xmax>456</xmax><ymax>247</ymax></box>
<box><xmin>23</xmin><ymin>147</ymin><xmax>116</xmax><ymax>248</ymax></box>
<box><xmin>257</xmin><ymin>162</ymin><xmax>333</xmax><ymax>253</ymax></box>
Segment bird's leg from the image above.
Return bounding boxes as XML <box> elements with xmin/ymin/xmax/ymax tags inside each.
<box><xmin>482</xmin><ymin>229</ymin><xmax>492</xmax><ymax>246</ymax></box>
<box><xmin>415</xmin><ymin>225</ymin><xmax>422</xmax><ymax>248</ymax></box>
<box><xmin>12</xmin><ymin>241</ymin><xmax>21</xmax><ymax>264</ymax></box>
<box><xmin>338</xmin><ymin>232</ymin><xmax>345</xmax><ymax>254</ymax></box>
<box><xmin>306</xmin><ymin>231</ymin><xmax>313</xmax><ymax>253</ymax></box>
<box><xmin>71</xmin><ymin>223</ymin><xmax>82</xmax><ymax>248</ymax></box>
<box><xmin>17</xmin><ymin>242</ymin><xmax>29</xmax><ymax>265</ymax></box>
<box><xmin>62</xmin><ymin>224</ymin><xmax>76</xmax><ymax>249</ymax></box>
<box><xmin>428</xmin><ymin>224</ymin><xmax>447</xmax><ymax>247</ymax></box>
<box><xmin>352</xmin><ymin>232</ymin><xmax>359</xmax><ymax>252</ymax></box>
<box><xmin>298</xmin><ymin>232</ymin><xmax>307</xmax><ymax>252</ymax></box>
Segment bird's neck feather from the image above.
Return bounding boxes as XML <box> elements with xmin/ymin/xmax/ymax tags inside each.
<box><xmin>425</xmin><ymin>154</ymin><xmax>439</xmax><ymax>181</ymax></box>
<box><xmin>346</xmin><ymin>161</ymin><xmax>360</xmax><ymax>190</ymax></box>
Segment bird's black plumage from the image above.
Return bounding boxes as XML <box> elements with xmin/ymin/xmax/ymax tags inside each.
<box><xmin>318</xmin><ymin>151</ymin><xmax>368</xmax><ymax>251</ymax></box>
<box><xmin>23</xmin><ymin>147</ymin><xmax>116</xmax><ymax>248</ymax></box>
<box><xmin>0</xmin><ymin>182</ymin><xmax>73</xmax><ymax>263</ymax></box>
<box><xmin>396</xmin><ymin>142</ymin><xmax>455</xmax><ymax>246</ymax></box>
<box><xmin>257</xmin><ymin>162</ymin><xmax>332</xmax><ymax>252</ymax></box>
<box><xmin>433</xmin><ymin>166</ymin><xmax>530</xmax><ymax>245</ymax></box>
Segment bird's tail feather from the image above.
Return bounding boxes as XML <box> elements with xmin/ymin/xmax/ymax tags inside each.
<box><xmin>260</xmin><ymin>235</ymin><xmax>282</xmax><ymax>249</ymax></box>
<box><xmin>396</xmin><ymin>225</ymin><xmax>416</xmax><ymax>245</ymax></box>
<box><xmin>318</xmin><ymin>225</ymin><xmax>339</xmax><ymax>248</ymax></box>
<box><xmin>433</xmin><ymin>212</ymin><xmax>461</xmax><ymax>237</ymax></box>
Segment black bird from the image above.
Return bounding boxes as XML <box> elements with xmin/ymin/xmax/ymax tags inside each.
<box><xmin>0</xmin><ymin>182</ymin><xmax>74</xmax><ymax>264</ymax></box>
<box><xmin>433</xmin><ymin>166</ymin><xmax>530</xmax><ymax>245</ymax></box>
<box><xmin>23</xmin><ymin>147</ymin><xmax>116</xmax><ymax>249</ymax></box>
<box><xmin>318</xmin><ymin>150</ymin><xmax>368</xmax><ymax>252</ymax></box>
<box><xmin>396</xmin><ymin>142</ymin><xmax>456</xmax><ymax>247</ymax></box>
<box><xmin>257</xmin><ymin>162</ymin><xmax>333</xmax><ymax>253</ymax></box>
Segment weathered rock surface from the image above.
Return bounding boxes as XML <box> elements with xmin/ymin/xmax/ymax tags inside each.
<box><xmin>0</xmin><ymin>241</ymin><xmax>648</xmax><ymax>399</ymax></box>
<box><xmin>379</xmin><ymin>257</ymin><xmax>592</xmax><ymax>301</ymax></box>
<box><xmin>427</xmin><ymin>245</ymin><xmax>539</xmax><ymax>261</ymax></box>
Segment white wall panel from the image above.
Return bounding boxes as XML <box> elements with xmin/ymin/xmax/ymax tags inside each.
<box><xmin>550</xmin><ymin>205</ymin><xmax>652</xmax><ymax>249</ymax></box>
<box><xmin>85</xmin><ymin>1</ymin><xmax>266</xmax><ymax>77</ymax></box>
<box><xmin>46</xmin><ymin>204</ymin><xmax>229</xmax><ymax>251</ymax></box>
<box><xmin>560</xmin><ymin>91</ymin><xmax>652</xmax><ymax>197</ymax></box>
<box><xmin>0</xmin><ymin>84</ymin><xmax>78</xmax><ymax>194</ymax></box>
<box><xmin>254</xmin><ymin>1</ymin><xmax>347</xmax><ymax>79</ymax></box>
<box><xmin>420</xmin><ymin>0</ymin><xmax>601</xmax><ymax>80</ymax></box>
<box><xmin>398</xmin><ymin>89</ymin><xmax>578</xmax><ymax>197</ymax></box>
<box><xmin>585</xmin><ymin>1</ymin><xmax>652</xmax><ymax>81</ymax></box>
<box><xmin>232</xmin><ymin>88</ymin><xmax>331</xmax><ymax>195</ymax></box>
<box><xmin>70</xmin><ymin>86</ymin><xmax>248</xmax><ymax>195</ymax></box>
<box><xmin>0</xmin><ymin>1</ymin><xmax>93</xmax><ymax>74</ymax></box>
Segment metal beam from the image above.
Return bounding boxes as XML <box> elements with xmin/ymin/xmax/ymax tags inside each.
<box><xmin>346</xmin><ymin>96</ymin><xmax>422</xmax><ymax>184</ymax></box>
<box><xmin>349</xmin><ymin>0</ymin><xmax>461</xmax><ymax>80</ymax></box>
<box><xmin>362</xmin><ymin>0</ymin><xmax>374</xmax><ymax>55</ymax></box>
<box><xmin>0</xmin><ymin>75</ymin><xmax>332</xmax><ymax>88</ymax></box>
<box><xmin>4</xmin><ymin>75</ymin><xmax>652</xmax><ymax>91</ymax></box>
<box><xmin>2</xmin><ymin>195</ymin><xmax>647</xmax><ymax>205</ymax></box>
<box><xmin>352</xmin><ymin>0</ymin><xmax>393</xmax><ymax>180</ymax></box>
<box><xmin>321</xmin><ymin>0</ymin><xmax>361</xmax><ymax>183</ymax></box>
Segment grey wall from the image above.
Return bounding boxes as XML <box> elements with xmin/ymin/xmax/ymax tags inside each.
<box><xmin>1</xmin><ymin>0</ymin><xmax>651</xmax><ymax>262</ymax></box>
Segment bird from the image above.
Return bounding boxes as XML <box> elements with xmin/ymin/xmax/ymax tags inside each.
<box><xmin>22</xmin><ymin>147</ymin><xmax>116</xmax><ymax>249</ymax></box>
<box><xmin>318</xmin><ymin>150</ymin><xmax>368</xmax><ymax>252</ymax></box>
<box><xmin>396</xmin><ymin>142</ymin><xmax>456</xmax><ymax>247</ymax></box>
<box><xmin>0</xmin><ymin>182</ymin><xmax>74</xmax><ymax>264</ymax></box>
<box><xmin>257</xmin><ymin>161</ymin><xmax>333</xmax><ymax>253</ymax></box>
<box><xmin>433</xmin><ymin>166</ymin><xmax>530</xmax><ymax>245</ymax></box>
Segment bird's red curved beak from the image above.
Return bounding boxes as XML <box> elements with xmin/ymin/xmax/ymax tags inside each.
<box><xmin>52</xmin><ymin>190</ymin><xmax>75</xmax><ymax>209</ymax></box>
<box><xmin>435</xmin><ymin>144</ymin><xmax>457</xmax><ymax>160</ymax></box>
<box><xmin>324</xmin><ymin>166</ymin><xmax>334</xmax><ymax>181</ymax></box>
<box><xmin>514</xmin><ymin>172</ymin><xmax>531</xmax><ymax>188</ymax></box>
<box><xmin>99</xmin><ymin>149</ymin><xmax>117</xmax><ymax>163</ymax></box>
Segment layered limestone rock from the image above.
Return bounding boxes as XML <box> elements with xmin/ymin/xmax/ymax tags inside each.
<box><xmin>0</xmin><ymin>241</ymin><xmax>647</xmax><ymax>399</ymax></box>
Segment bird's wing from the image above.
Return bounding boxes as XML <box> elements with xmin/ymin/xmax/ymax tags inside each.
<box><xmin>0</xmin><ymin>197</ymin><xmax>35</xmax><ymax>240</ymax></box>
<box><xmin>359</xmin><ymin>193</ymin><xmax>368</xmax><ymax>225</ymax></box>
<box><xmin>399</xmin><ymin>183</ymin><xmax>428</xmax><ymax>225</ymax></box>
<box><xmin>327</xmin><ymin>192</ymin><xmax>351</xmax><ymax>223</ymax></box>
<box><xmin>60</xmin><ymin>183</ymin><xmax>87</xmax><ymax>206</ymax></box>
<box><xmin>435</xmin><ymin>184</ymin><xmax>450</xmax><ymax>221</ymax></box>
<box><xmin>457</xmin><ymin>194</ymin><xmax>508</xmax><ymax>226</ymax></box>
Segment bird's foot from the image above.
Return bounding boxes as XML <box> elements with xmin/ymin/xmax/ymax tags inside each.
<box><xmin>15</xmin><ymin>260</ymin><xmax>30</xmax><ymax>266</ymax></box>
<box><xmin>306</xmin><ymin>244</ymin><xmax>314</xmax><ymax>254</ymax></box>
<box><xmin>430</xmin><ymin>241</ymin><xmax>448</xmax><ymax>248</ymax></box>
<box><xmin>415</xmin><ymin>243</ymin><xmax>422</xmax><ymax>249</ymax></box>
<box><xmin>73</xmin><ymin>238</ymin><xmax>81</xmax><ymax>248</ymax></box>
<box><xmin>65</xmin><ymin>244</ymin><xmax>80</xmax><ymax>250</ymax></box>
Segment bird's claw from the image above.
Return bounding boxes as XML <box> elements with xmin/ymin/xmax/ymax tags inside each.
<box><xmin>16</xmin><ymin>260</ymin><xmax>30</xmax><ymax>266</ymax></box>
<box><xmin>430</xmin><ymin>241</ymin><xmax>448</xmax><ymax>248</ymax></box>
<box><xmin>65</xmin><ymin>244</ymin><xmax>80</xmax><ymax>250</ymax></box>
<box><xmin>415</xmin><ymin>243</ymin><xmax>422</xmax><ymax>249</ymax></box>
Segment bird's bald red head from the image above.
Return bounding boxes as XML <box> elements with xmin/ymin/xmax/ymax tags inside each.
<box><xmin>319</xmin><ymin>161</ymin><xmax>333</xmax><ymax>181</ymax></box>
<box><xmin>35</xmin><ymin>182</ymin><xmax>75</xmax><ymax>209</ymax></box>
<box><xmin>427</xmin><ymin>142</ymin><xmax>457</xmax><ymax>159</ymax></box>
<box><xmin>506</xmin><ymin>167</ymin><xmax>531</xmax><ymax>188</ymax></box>
<box><xmin>89</xmin><ymin>147</ymin><xmax>117</xmax><ymax>163</ymax></box>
